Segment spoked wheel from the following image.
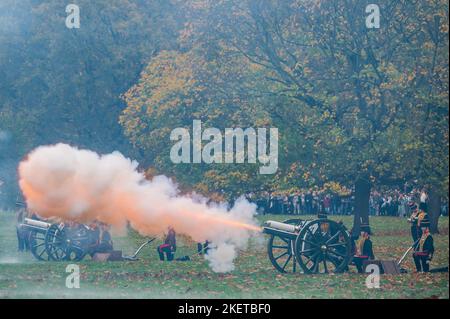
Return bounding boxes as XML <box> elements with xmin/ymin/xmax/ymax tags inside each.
<box><xmin>29</xmin><ymin>230</ymin><xmax>50</xmax><ymax>261</ymax></box>
<box><xmin>295</xmin><ymin>219</ymin><xmax>351</xmax><ymax>274</ymax></box>
<box><xmin>267</xmin><ymin>219</ymin><xmax>303</xmax><ymax>273</ymax></box>
<box><xmin>64</xmin><ymin>226</ymin><xmax>88</xmax><ymax>262</ymax></box>
<box><xmin>45</xmin><ymin>224</ymin><xmax>68</xmax><ymax>261</ymax></box>
<box><xmin>46</xmin><ymin>224</ymin><xmax>87</xmax><ymax>261</ymax></box>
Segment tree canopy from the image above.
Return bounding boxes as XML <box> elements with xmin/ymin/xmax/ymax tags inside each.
<box><xmin>121</xmin><ymin>0</ymin><xmax>449</xmax><ymax>202</ymax></box>
<box><xmin>1</xmin><ymin>0</ymin><xmax>448</xmax><ymax>218</ymax></box>
<box><xmin>0</xmin><ymin>0</ymin><xmax>182</xmax><ymax>205</ymax></box>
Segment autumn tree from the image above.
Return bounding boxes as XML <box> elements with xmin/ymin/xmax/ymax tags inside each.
<box><xmin>121</xmin><ymin>0</ymin><xmax>448</xmax><ymax>232</ymax></box>
<box><xmin>174</xmin><ymin>0</ymin><xmax>449</xmax><ymax>231</ymax></box>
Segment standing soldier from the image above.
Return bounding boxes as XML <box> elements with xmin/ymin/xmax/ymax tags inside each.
<box><xmin>352</xmin><ymin>224</ymin><xmax>375</xmax><ymax>273</ymax></box>
<box><xmin>408</xmin><ymin>201</ymin><xmax>428</xmax><ymax>243</ymax></box>
<box><xmin>413</xmin><ymin>218</ymin><xmax>434</xmax><ymax>272</ymax></box>
<box><xmin>15</xmin><ymin>200</ymin><xmax>28</xmax><ymax>252</ymax></box>
<box><xmin>292</xmin><ymin>193</ymin><xmax>299</xmax><ymax>215</ymax></box>
<box><xmin>408</xmin><ymin>202</ymin><xmax>420</xmax><ymax>242</ymax></box>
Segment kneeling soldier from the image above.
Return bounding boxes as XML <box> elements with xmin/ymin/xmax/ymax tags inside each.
<box><xmin>413</xmin><ymin>218</ymin><xmax>434</xmax><ymax>272</ymax></box>
<box><xmin>87</xmin><ymin>222</ymin><xmax>113</xmax><ymax>258</ymax></box>
<box><xmin>353</xmin><ymin>224</ymin><xmax>375</xmax><ymax>273</ymax></box>
<box><xmin>96</xmin><ymin>222</ymin><xmax>114</xmax><ymax>253</ymax></box>
<box><xmin>197</xmin><ymin>240</ymin><xmax>210</xmax><ymax>255</ymax></box>
<box><xmin>157</xmin><ymin>226</ymin><xmax>176</xmax><ymax>261</ymax></box>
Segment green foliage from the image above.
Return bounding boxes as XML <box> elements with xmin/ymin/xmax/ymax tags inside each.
<box><xmin>0</xmin><ymin>0</ymin><xmax>183</xmax><ymax>152</ymax></box>
<box><xmin>121</xmin><ymin>0</ymin><xmax>449</xmax><ymax>197</ymax></box>
<box><xmin>1</xmin><ymin>1</ymin><xmax>448</xmax><ymax>202</ymax></box>
<box><xmin>0</xmin><ymin>0</ymin><xmax>183</xmax><ymax>205</ymax></box>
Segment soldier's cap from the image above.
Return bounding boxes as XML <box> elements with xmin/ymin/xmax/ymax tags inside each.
<box><xmin>408</xmin><ymin>201</ymin><xmax>417</xmax><ymax>209</ymax></box>
<box><xmin>360</xmin><ymin>223</ymin><xmax>371</xmax><ymax>234</ymax></box>
<box><xmin>419</xmin><ymin>202</ymin><xmax>428</xmax><ymax>211</ymax></box>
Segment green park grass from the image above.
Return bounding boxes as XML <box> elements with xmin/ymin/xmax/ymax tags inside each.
<box><xmin>0</xmin><ymin>211</ymin><xmax>448</xmax><ymax>299</ymax></box>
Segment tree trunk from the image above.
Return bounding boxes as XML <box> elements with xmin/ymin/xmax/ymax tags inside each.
<box><xmin>353</xmin><ymin>177</ymin><xmax>371</xmax><ymax>234</ymax></box>
<box><xmin>428</xmin><ymin>186</ymin><xmax>441</xmax><ymax>234</ymax></box>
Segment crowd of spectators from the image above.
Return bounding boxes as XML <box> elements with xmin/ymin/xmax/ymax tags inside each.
<box><xmin>245</xmin><ymin>183</ymin><xmax>449</xmax><ymax>217</ymax></box>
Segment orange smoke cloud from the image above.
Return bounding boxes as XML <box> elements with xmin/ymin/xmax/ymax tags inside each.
<box><xmin>18</xmin><ymin>143</ymin><xmax>260</xmax><ymax>272</ymax></box>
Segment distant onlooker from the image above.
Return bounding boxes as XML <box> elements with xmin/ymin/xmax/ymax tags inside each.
<box><xmin>323</xmin><ymin>195</ymin><xmax>331</xmax><ymax>215</ymax></box>
<box><xmin>292</xmin><ymin>194</ymin><xmax>300</xmax><ymax>214</ymax></box>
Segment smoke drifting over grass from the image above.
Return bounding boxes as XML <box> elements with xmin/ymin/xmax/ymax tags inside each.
<box><xmin>18</xmin><ymin>143</ymin><xmax>260</xmax><ymax>272</ymax></box>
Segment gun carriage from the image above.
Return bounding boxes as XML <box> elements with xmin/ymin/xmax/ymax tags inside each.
<box><xmin>263</xmin><ymin>218</ymin><xmax>352</xmax><ymax>274</ymax></box>
<box><xmin>20</xmin><ymin>218</ymin><xmax>94</xmax><ymax>261</ymax></box>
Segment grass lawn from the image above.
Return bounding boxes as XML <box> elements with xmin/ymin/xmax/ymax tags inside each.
<box><xmin>0</xmin><ymin>211</ymin><xmax>448</xmax><ymax>299</ymax></box>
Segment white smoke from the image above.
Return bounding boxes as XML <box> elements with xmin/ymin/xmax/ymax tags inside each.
<box><xmin>18</xmin><ymin>143</ymin><xmax>261</xmax><ymax>272</ymax></box>
<box><xmin>204</xmin><ymin>242</ymin><xmax>237</xmax><ymax>273</ymax></box>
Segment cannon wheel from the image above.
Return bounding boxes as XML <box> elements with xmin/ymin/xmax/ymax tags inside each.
<box><xmin>267</xmin><ymin>219</ymin><xmax>303</xmax><ymax>273</ymax></box>
<box><xmin>295</xmin><ymin>219</ymin><xmax>351</xmax><ymax>274</ymax></box>
<box><xmin>45</xmin><ymin>224</ymin><xmax>68</xmax><ymax>261</ymax></box>
<box><xmin>45</xmin><ymin>224</ymin><xmax>86</xmax><ymax>262</ymax></box>
<box><xmin>29</xmin><ymin>230</ymin><xmax>50</xmax><ymax>261</ymax></box>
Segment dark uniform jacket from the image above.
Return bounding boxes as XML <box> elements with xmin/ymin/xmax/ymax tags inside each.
<box><xmin>164</xmin><ymin>229</ymin><xmax>177</xmax><ymax>251</ymax></box>
<box><xmin>410</xmin><ymin>210</ymin><xmax>427</xmax><ymax>241</ymax></box>
<box><xmin>100</xmin><ymin>230</ymin><xmax>113</xmax><ymax>246</ymax></box>
<box><xmin>415</xmin><ymin>233</ymin><xmax>434</xmax><ymax>257</ymax></box>
<box><xmin>355</xmin><ymin>237</ymin><xmax>375</xmax><ymax>260</ymax></box>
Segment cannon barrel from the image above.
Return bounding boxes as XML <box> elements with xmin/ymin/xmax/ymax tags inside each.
<box><xmin>262</xmin><ymin>220</ymin><xmax>300</xmax><ymax>240</ymax></box>
<box><xmin>23</xmin><ymin>218</ymin><xmax>51</xmax><ymax>230</ymax></box>
<box><xmin>263</xmin><ymin>220</ymin><xmax>300</xmax><ymax>233</ymax></box>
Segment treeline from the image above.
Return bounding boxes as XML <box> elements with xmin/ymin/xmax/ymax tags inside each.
<box><xmin>120</xmin><ymin>0</ymin><xmax>448</xmax><ymax>229</ymax></box>
<box><xmin>1</xmin><ymin>0</ymin><xmax>449</xmax><ymax>229</ymax></box>
<box><xmin>0</xmin><ymin>0</ymin><xmax>183</xmax><ymax>206</ymax></box>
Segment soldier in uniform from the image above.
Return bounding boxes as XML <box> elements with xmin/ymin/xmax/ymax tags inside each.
<box><xmin>98</xmin><ymin>223</ymin><xmax>113</xmax><ymax>252</ymax></box>
<box><xmin>408</xmin><ymin>202</ymin><xmax>420</xmax><ymax>242</ymax></box>
<box><xmin>412</xmin><ymin>218</ymin><xmax>434</xmax><ymax>272</ymax></box>
<box><xmin>157</xmin><ymin>226</ymin><xmax>177</xmax><ymax>261</ymax></box>
<box><xmin>352</xmin><ymin>224</ymin><xmax>375</xmax><ymax>273</ymax></box>
<box><xmin>88</xmin><ymin>222</ymin><xmax>113</xmax><ymax>256</ymax></box>
<box><xmin>318</xmin><ymin>210</ymin><xmax>328</xmax><ymax>226</ymax></box>
<box><xmin>197</xmin><ymin>240</ymin><xmax>210</xmax><ymax>255</ymax></box>
<box><xmin>15</xmin><ymin>199</ymin><xmax>29</xmax><ymax>252</ymax></box>
<box><xmin>408</xmin><ymin>201</ymin><xmax>428</xmax><ymax>243</ymax></box>
<box><xmin>88</xmin><ymin>221</ymin><xmax>101</xmax><ymax>256</ymax></box>
<box><xmin>317</xmin><ymin>210</ymin><xmax>333</xmax><ymax>241</ymax></box>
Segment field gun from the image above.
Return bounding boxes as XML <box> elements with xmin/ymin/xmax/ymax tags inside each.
<box><xmin>19</xmin><ymin>218</ymin><xmax>95</xmax><ymax>261</ymax></box>
<box><xmin>263</xmin><ymin>218</ymin><xmax>352</xmax><ymax>274</ymax></box>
